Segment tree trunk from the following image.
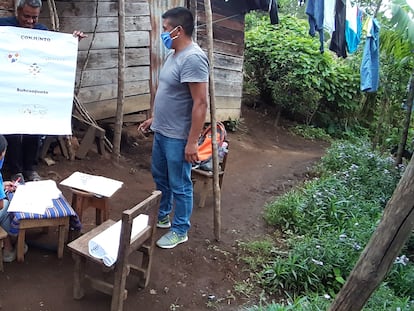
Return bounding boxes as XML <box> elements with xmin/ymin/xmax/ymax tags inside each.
<box><xmin>112</xmin><ymin>0</ymin><xmax>126</xmax><ymax>160</ymax></box>
<box><xmin>329</xmin><ymin>157</ymin><xmax>414</xmax><ymax>310</ymax></box>
<box><xmin>371</xmin><ymin>98</ymin><xmax>387</xmax><ymax>150</ymax></box>
<box><xmin>395</xmin><ymin>72</ymin><xmax>414</xmax><ymax>165</ymax></box>
<box><xmin>359</xmin><ymin>93</ymin><xmax>377</xmax><ymax>128</ymax></box>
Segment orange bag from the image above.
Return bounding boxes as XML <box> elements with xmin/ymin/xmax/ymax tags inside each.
<box><xmin>197</xmin><ymin>122</ymin><xmax>227</xmax><ymax>169</ymax></box>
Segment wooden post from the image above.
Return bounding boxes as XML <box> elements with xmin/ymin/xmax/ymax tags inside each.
<box><xmin>329</xmin><ymin>157</ymin><xmax>414</xmax><ymax>310</ymax></box>
<box><xmin>203</xmin><ymin>0</ymin><xmax>221</xmax><ymax>241</ymax></box>
<box><xmin>112</xmin><ymin>0</ymin><xmax>126</xmax><ymax>160</ymax></box>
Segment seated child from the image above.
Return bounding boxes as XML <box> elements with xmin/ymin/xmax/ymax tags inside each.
<box><xmin>0</xmin><ymin>134</ymin><xmax>26</xmax><ymax>262</ymax></box>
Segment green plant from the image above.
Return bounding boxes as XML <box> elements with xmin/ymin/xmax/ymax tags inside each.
<box><xmin>238</xmin><ymin>238</ymin><xmax>280</xmax><ymax>270</ymax></box>
<box><xmin>244</xmin><ymin>14</ymin><xmax>361</xmax><ymax>130</ymax></box>
<box><xmin>241</xmin><ymin>139</ymin><xmax>411</xmax><ymax>309</ymax></box>
<box><xmin>224</xmin><ymin>118</ymin><xmax>241</xmax><ymax>132</ymax></box>
<box><xmin>290</xmin><ymin>125</ymin><xmax>332</xmax><ymax>141</ymax></box>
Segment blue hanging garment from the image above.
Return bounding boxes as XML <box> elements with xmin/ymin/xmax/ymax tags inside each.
<box><xmin>345</xmin><ymin>0</ymin><xmax>363</xmax><ymax>53</ymax></box>
<box><xmin>306</xmin><ymin>0</ymin><xmax>325</xmax><ymax>53</ymax></box>
<box><xmin>360</xmin><ymin>18</ymin><xmax>380</xmax><ymax>92</ymax></box>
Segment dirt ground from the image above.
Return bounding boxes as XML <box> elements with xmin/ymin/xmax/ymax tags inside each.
<box><xmin>0</xmin><ymin>106</ymin><xmax>327</xmax><ymax>311</ymax></box>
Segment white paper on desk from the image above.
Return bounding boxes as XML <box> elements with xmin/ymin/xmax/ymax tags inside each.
<box><xmin>7</xmin><ymin>180</ymin><xmax>62</xmax><ymax>214</ymax></box>
<box><xmin>60</xmin><ymin>171</ymin><xmax>123</xmax><ymax>197</ymax></box>
<box><xmin>88</xmin><ymin>214</ymin><xmax>149</xmax><ymax>267</ymax></box>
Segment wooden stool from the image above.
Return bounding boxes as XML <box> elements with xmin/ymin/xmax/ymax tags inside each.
<box><xmin>16</xmin><ymin>217</ymin><xmax>69</xmax><ymax>262</ymax></box>
<box><xmin>71</xmin><ymin>189</ymin><xmax>109</xmax><ymax>226</ymax></box>
<box><xmin>0</xmin><ymin>226</ymin><xmax>8</xmax><ymax>271</ymax></box>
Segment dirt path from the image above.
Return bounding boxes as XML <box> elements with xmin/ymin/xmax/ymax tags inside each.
<box><xmin>0</xmin><ymin>106</ymin><xmax>327</xmax><ymax>310</ymax></box>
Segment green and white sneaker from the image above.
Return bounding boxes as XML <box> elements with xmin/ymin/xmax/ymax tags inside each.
<box><xmin>156</xmin><ymin>216</ymin><xmax>171</xmax><ymax>229</ymax></box>
<box><xmin>156</xmin><ymin>231</ymin><xmax>188</xmax><ymax>249</ymax></box>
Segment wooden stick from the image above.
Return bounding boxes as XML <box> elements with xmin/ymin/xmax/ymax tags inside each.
<box><xmin>203</xmin><ymin>0</ymin><xmax>221</xmax><ymax>241</ymax></box>
<box><xmin>112</xmin><ymin>0</ymin><xmax>126</xmax><ymax>160</ymax></box>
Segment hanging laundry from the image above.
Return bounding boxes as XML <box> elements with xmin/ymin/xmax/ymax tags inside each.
<box><xmin>269</xmin><ymin>0</ymin><xmax>279</xmax><ymax>24</ymax></box>
<box><xmin>306</xmin><ymin>0</ymin><xmax>325</xmax><ymax>53</ymax></box>
<box><xmin>329</xmin><ymin>0</ymin><xmax>347</xmax><ymax>58</ymax></box>
<box><xmin>345</xmin><ymin>0</ymin><xmax>363</xmax><ymax>53</ymax></box>
<box><xmin>324</xmin><ymin>0</ymin><xmax>336</xmax><ymax>36</ymax></box>
<box><xmin>244</xmin><ymin>0</ymin><xmax>279</xmax><ymax>24</ymax></box>
<box><xmin>360</xmin><ymin>18</ymin><xmax>380</xmax><ymax>92</ymax></box>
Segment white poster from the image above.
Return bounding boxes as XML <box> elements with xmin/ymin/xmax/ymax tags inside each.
<box><xmin>0</xmin><ymin>26</ymin><xmax>78</xmax><ymax>134</ymax></box>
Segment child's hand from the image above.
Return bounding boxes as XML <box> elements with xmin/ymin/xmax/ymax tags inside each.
<box><xmin>4</xmin><ymin>180</ymin><xmax>17</xmax><ymax>192</ymax></box>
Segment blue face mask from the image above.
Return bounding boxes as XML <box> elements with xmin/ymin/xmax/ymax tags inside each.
<box><xmin>161</xmin><ymin>26</ymin><xmax>179</xmax><ymax>49</ymax></box>
<box><xmin>0</xmin><ymin>157</ymin><xmax>4</xmax><ymax>170</ymax></box>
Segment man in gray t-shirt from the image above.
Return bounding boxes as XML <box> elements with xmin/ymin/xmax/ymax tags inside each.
<box><xmin>139</xmin><ymin>7</ymin><xmax>209</xmax><ymax>249</ymax></box>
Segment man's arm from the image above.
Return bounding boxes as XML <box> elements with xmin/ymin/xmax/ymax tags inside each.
<box><xmin>185</xmin><ymin>81</ymin><xmax>208</xmax><ymax>163</ymax></box>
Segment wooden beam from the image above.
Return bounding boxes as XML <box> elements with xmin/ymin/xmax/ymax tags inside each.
<box><xmin>77</xmin><ymin>66</ymin><xmax>149</xmax><ymax>87</ymax></box>
<box><xmin>77</xmin><ymin>80</ymin><xmax>150</xmax><ymax>103</ymax></box>
<box><xmin>85</xmin><ymin>94</ymin><xmax>150</xmax><ymax>120</ymax></box>
<box><xmin>78</xmin><ymin>31</ymin><xmax>150</xmax><ymax>50</ymax></box>
<box><xmin>77</xmin><ymin>48</ymin><xmax>150</xmax><ymax>70</ymax></box>
<box><xmin>57</xmin><ymin>16</ymin><xmax>151</xmax><ymax>33</ymax></box>
<box><xmin>41</xmin><ymin>1</ymin><xmax>150</xmax><ymax>18</ymax></box>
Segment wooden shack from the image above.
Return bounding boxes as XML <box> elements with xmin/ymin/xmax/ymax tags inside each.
<box><xmin>0</xmin><ymin>0</ymin><xmax>247</xmax><ymax>123</ymax></box>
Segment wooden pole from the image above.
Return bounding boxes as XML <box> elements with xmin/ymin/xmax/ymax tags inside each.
<box><xmin>328</xmin><ymin>157</ymin><xmax>414</xmax><ymax>310</ymax></box>
<box><xmin>203</xmin><ymin>0</ymin><xmax>221</xmax><ymax>241</ymax></box>
<box><xmin>112</xmin><ymin>0</ymin><xmax>126</xmax><ymax>160</ymax></box>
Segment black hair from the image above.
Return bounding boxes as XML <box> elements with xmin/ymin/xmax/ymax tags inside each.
<box><xmin>162</xmin><ymin>7</ymin><xmax>194</xmax><ymax>37</ymax></box>
<box><xmin>0</xmin><ymin>135</ymin><xmax>7</xmax><ymax>154</ymax></box>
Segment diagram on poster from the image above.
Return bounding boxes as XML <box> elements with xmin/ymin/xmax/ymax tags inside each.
<box><xmin>0</xmin><ymin>26</ymin><xmax>78</xmax><ymax>135</ymax></box>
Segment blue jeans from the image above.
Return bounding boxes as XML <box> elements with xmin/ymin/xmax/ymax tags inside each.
<box><xmin>151</xmin><ymin>133</ymin><xmax>193</xmax><ymax>235</ymax></box>
<box><xmin>0</xmin><ymin>199</ymin><xmax>11</xmax><ymax>233</ymax></box>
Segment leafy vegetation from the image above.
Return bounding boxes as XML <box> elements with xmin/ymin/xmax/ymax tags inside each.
<box><xmin>244</xmin><ymin>14</ymin><xmax>361</xmax><ymax>132</ymax></box>
<box><xmin>243</xmin><ymin>1</ymin><xmax>414</xmax><ymax>150</ymax></box>
<box><xmin>238</xmin><ymin>140</ymin><xmax>413</xmax><ymax>310</ymax></box>
<box><xmin>239</xmin><ymin>1</ymin><xmax>414</xmax><ymax>309</ymax></box>
<box><xmin>290</xmin><ymin>125</ymin><xmax>332</xmax><ymax>141</ymax></box>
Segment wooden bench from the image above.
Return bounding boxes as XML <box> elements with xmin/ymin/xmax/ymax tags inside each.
<box><xmin>67</xmin><ymin>191</ymin><xmax>161</xmax><ymax>311</ymax></box>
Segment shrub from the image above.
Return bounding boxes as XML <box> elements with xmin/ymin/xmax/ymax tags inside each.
<box><xmin>243</xmin><ymin>138</ymin><xmax>412</xmax><ymax>308</ymax></box>
<box><xmin>244</xmin><ymin>13</ymin><xmax>361</xmax><ymax>129</ymax></box>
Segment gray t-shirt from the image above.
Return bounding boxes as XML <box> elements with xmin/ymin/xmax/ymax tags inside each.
<box><xmin>151</xmin><ymin>42</ymin><xmax>209</xmax><ymax>140</ymax></box>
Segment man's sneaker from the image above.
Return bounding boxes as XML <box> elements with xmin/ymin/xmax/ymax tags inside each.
<box><xmin>156</xmin><ymin>216</ymin><xmax>171</xmax><ymax>229</ymax></box>
<box><xmin>156</xmin><ymin>231</ymin><xmax>188</xmax><ymax>249</ymax></box>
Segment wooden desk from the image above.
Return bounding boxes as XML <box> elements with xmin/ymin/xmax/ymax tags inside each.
<box><xmin>71</xmin><ymin>188</ymin><xmax>109</xmax><ymax>226</ymax></box>
<box><xmin>10</xmin><ymin>196</ymin><xmax>81</xmax><ymax>262</ymax></box>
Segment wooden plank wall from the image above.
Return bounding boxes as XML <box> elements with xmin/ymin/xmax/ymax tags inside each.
<box><xmin>191</xmin><ymin>0</ymin><xmax>244</xmax><ymax>121</ymax></box>
<box><xmin>1</xmin><ymin>0</ymin><xmax>244</xmax><ymax>122</ymax></box>
<box><xmin>0</xmin><ymin>0</ymin><xmax>13</xmax><ymax>16</ymax></box>
<box><xmin>39</xmin><ymin>0</ymin><xmax>151</xmax><ymax>121</ymax></box>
